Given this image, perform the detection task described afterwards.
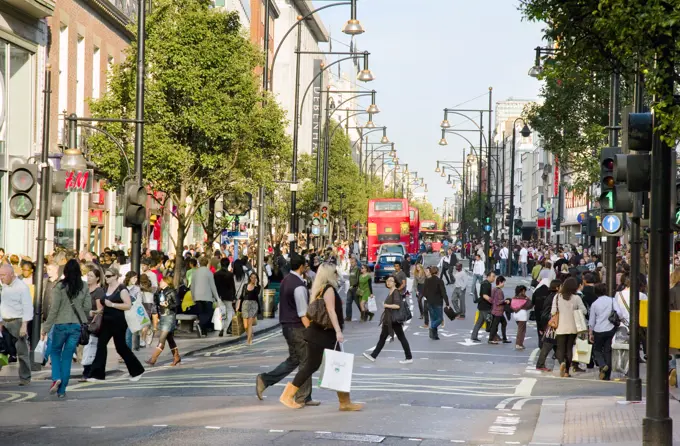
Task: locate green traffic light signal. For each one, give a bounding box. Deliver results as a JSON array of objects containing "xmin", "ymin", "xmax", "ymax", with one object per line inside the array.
[{"xmin": 675, "ymin": 209, "xmax": 680, "ymax": 225}]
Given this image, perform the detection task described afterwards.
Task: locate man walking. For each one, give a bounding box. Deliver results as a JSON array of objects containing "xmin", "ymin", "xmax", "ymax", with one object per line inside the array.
[
  {"xmin": 345, "ymin": 257, "xmax": 361, "ymax": 322},
  {"xmin": 499, "ymin": 244, "xmax": 509, "ymax": 276},
  {"xmin": 471, "ymin": 271, "xmax": 495, "ymax": 342},
  {"xmin": 470, "ymin": 254, "xmax": 485, "ymax": 301},
  {"xmin": 256, "ymin": 254, "xmax": 318, "ymax": 406},
  {"xmin": 438, "ymin": 250, "xmax": 451, "ymax": 285},
  {"xmin": 0, "ymin": 264, "xmax": 33, "ymax": 385},
  {"xmin": 190, "ymin": 256, "xmax": 220, "ymax": 336},
  {"xmin": 452, "ymin": 264, "xmax": 468, "ymax": 319},
  {"xmin": 519, "ymin": 244, "xmax": 529, "ymax": 278}
]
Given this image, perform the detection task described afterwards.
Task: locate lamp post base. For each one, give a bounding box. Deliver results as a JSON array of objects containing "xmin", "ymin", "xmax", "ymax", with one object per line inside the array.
[{"xmin": 642, "ymin": 417, "xmax": 673, "ymax": 445}]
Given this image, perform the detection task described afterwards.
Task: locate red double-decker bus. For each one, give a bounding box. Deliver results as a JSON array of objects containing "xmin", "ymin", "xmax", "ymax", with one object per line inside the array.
[
  {"xmin": 409, "ymin": 206, "xmax": 420, "ymax": 258},
  {"xmin": 420, "ymin": 220, "xmax": 437, "ymax": 231},
  {"xmin": 367, "ymin": 198, "xmax": 410, "ymax": 267}
]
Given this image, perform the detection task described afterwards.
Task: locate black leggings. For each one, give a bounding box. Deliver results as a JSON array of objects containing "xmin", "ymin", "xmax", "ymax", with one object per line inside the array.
[
  {"xmin": 556, "ymin": 334, "xmax": 578, "ymax": 369},
  {"xmin": 90, "ymin": 320, "xmax": 145, "ymax": 380},
  {"xmin": 292, "ymin": 341, "xmax": 328, "ymax": 388},
  {"xmin": 488, "ymin": 315, "xmax": 508, "ymax": 341},
  {"xmin": 158, "ymin": 330, "xmax": 177, "ymax": 350},
  {"xmin": 371, "ymin": 323, "xmax": 412, "ymax": 360}
]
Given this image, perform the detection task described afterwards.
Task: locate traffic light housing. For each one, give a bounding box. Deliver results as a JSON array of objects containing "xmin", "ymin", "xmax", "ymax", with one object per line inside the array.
[
  {"xmin": 504, "ymin": 213, "xmax": 511, "ymax": 227},
  {"xmin": 9, "ymin": 163, "xmax": 38, "ymax": 220},
  {"xmin": 600, "ymin": 147, "xmax": 618, "ymax": 212},
  {"xmin": 587, "ymin": 216, "xmax": 598, "ymax": 237},
  {"xmin": 49, "ymin": 169, "xmax": 67, "ymax": 218},
  {"xmin": 319, "ymin": 202, "xmax": 329, "ymax": 234},
  {"xmin": 673, "ymin": 181, "xmax": 680, "ymax": 232},
  {"xmin": 124, "ymin": 181, "xmax": 146, "ymax": 227},
  {"xmin": 514, "ymin": 219, "xmax": 523, "ymax": 235}
]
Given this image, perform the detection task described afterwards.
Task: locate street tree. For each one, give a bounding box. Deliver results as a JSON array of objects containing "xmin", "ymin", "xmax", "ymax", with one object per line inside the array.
[{"xmin": 87, "ymin": 0, "xmax": 289, "ymax": 280}]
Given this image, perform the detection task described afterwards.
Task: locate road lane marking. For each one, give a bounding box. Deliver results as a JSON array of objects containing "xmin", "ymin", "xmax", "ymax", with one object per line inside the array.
[
  {"xmin": 513, "ymin": 378, "xmax": 536, "ymax": 396},
  {"xmin": 91, "ymin": 426, "xmax": 106, "ymax": 429},
  {"xmin": 40, "ymin": 426, "xmax": 55, "ymax": 429},
  {"xmin": 153, "ymin": 425, "xmax": 168, "ymax": 427},
  {"xmin": 205, "ymin": 426, "xmax": 221, "ymax": 430},
  {"xmin": 269, "ymin": 429, "xmax": 284, "ymax": 433}
]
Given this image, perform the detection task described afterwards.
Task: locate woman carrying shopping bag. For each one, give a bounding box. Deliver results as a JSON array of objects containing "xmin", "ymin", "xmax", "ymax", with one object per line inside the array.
[
  {"xmin": 41, "ymin": 259, "xmax": 92, "ymax": 398},
  {"xmin": 363, "ymin": 276, "xmax": 413, "ymax": 363},
  {"xmin": 87, "ymin": 268, "xmax": 145, "ymax": 382},
  {"xmin": 511, "ymin": 285, "xmax": 533, "ymax": 350},
  {"xmin": 146, "ymin": 276, "xmax": 181, "ymax": 366},
  {"xmin": 551, "ymin": 277, "xmax": 587, "ymax": 378},
  {"xmin": 239, "ymin": 273, "xmax": 261, "ymax": 345},
  {"xmin": 280, "ymin": 263, "xmax": 362, "ymax": 411}
]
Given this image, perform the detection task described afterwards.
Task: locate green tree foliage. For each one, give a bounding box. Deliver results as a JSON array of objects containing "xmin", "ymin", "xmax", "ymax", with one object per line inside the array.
[
  {"xmin": 461, "ymin": 192, "xmax": 487, "ymax": 236},
  {"xmin": 520, "ymin": 0, "xmax": 680, "ymax": 194},
  {"xmin": 87, "ymin": 0, "xmax": 289, "ymax": 271},
  {"xmin": 409, "ymin": 200, "xmax": 442, "ymax": 228}
]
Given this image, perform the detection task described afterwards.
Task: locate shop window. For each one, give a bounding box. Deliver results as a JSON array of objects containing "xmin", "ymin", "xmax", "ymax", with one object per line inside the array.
[{"xmin": 7, "ymin": 44, "xmax": 33, "ymax": 157}]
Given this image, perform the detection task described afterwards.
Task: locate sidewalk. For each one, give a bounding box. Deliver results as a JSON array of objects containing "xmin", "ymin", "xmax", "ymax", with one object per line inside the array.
[
  {"xmin": 530, "ymin": 396, "xmax": 680, "ymax": 445},
  {"xmin": 0, "ymin": 318, "xmax": 280, "ymax": 383}
]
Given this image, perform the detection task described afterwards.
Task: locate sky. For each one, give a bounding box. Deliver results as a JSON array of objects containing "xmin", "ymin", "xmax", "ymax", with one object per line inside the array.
[{"xmin": 311, "ymin": 0, "xmax": 546, "ymax": 213}]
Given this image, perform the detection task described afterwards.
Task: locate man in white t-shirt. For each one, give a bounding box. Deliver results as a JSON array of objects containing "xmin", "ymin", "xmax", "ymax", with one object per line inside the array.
[
  {"xmin": 499, "ymin": 244, "xmax": 509, "ymax": 276},
  {"xmin": 519, "ymin": 245, "xmax": 528, "ymax": 277}
]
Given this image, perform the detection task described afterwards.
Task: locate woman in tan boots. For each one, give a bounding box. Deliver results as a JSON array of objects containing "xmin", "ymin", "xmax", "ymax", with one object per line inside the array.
[
  {"xmin": 146, "ymin": 276, "xmax": 181, "ymax": 366},
  {"xmin": 279, "ymin": 263, "xmax": 362, "ymax": 411}
]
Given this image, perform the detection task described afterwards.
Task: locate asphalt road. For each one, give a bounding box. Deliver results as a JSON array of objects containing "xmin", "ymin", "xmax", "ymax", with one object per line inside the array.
[{"xmin": 0, "ymin": 269, "xmax": 631, "ymax": 446}]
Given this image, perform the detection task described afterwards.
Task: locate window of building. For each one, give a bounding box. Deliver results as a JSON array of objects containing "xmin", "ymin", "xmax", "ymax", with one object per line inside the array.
[
  {"xmin": 92, "ymin": 46, "xmax": 100, "ymax": 99},
  {"xmin": 76, "ymin": 35, "xmax": 85, "ymax": 117}
]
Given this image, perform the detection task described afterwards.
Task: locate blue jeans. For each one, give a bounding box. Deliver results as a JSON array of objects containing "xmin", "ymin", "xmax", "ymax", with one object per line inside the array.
[
  {"xmin": 43, "ymin": 326, "xmax": 54, "ymax": 365},
  {"xmin": 125, "ymin": 328, "xmax": 140, "ymax": 350},
  {"xmin": 429, "ymin": 305, "xmax": 443, "ymax": 330},
  {"xmin": 51, "ymin": 324, "xmax": 81, "ymax": 395},
  {"xmin": 500, "ymin": 259, "xmax": 508, "ymax": 276},
  {"xmin": 470, "ymin": 274, "xmax": 483, "ymax": 298}
]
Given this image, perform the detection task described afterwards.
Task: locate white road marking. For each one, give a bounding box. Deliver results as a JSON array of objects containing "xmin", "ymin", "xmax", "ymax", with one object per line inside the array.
[
  {"xmin": 91, "ymin": 426, "xmax": 106, "ymax": 429},
  {"xmin": 511, "ymin": 398, "xmax": 531, "ymax": 410},
  {"xmin": 496, "ymin": 397, "xmax": 520, "ymax": 409},
  {"xmin": 315, "ymin": 431, "xmax": 331, "ymax": 434},
  {"xmin": 450, "ymin": 441, "xmax": 466, "ymax": 444},
  {"xmin": 205, "ymin": 426, "xmax": 221, "ymax": 430},
  {"xmin": 153, "ymin": 424, "xmax": 168, "ymax": 427},
  {"xmin": 400, "ymin": 403, "xmax": 411, "ymax": 407},
  {"xmin": 513, "ymin": 378, "xmax": 536, "ymax": 396},
  {"xmin": 40, "ymin": 426, "xmax": 55, "ymax": 429},
  {"xmin": 269, "ymin": 429, "xmax": 284, "ymax": 433},
  {"xmin": 408, "ymin": 438, "xmax": 422, "ymax": 441},
  {"xmin": 441, "ymin": 406, "xmax": 453, "ymax": 409},
  {"xmin": 505, "ymin": 442, "xmax": 521, "ymax": 444},
  {"xmin": 377, "ymin": 349, "xmax": 529, "ymax": 358}
]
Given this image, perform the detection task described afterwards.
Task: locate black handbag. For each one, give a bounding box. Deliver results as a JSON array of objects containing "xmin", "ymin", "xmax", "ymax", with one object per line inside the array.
[
  {"xmin": 608, "ymin": 297, "xmax": 621, "ymax": 327},
  {"xmin": 392, "ymin": 293, "xmax": 412, "ymax": 323},
  {"xmin": 67, "ymin": 294, "xmax": 90, "ymax": 346},
  {"xmin": 306, "ymin": 285, "xmax": 334, "ymax": 329},
  {"xmin": 444, "ymin": 306, "xmax": 459, "ymax": 321}
]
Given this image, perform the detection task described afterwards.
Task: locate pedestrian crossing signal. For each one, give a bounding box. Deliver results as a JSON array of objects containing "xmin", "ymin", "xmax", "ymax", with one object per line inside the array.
[{"xmin": 9, "ymin": 163, "xmax": 38, "ymax": 220}]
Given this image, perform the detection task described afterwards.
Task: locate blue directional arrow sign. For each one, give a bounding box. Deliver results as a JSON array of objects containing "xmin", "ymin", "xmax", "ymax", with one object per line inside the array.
[
  {"xmin": 483, "ymin": 224, "xmax": 492, "ymax": 233},
  {"xmin": 602, "ymin": 214, "xmax": 622, "ymax": 235}
]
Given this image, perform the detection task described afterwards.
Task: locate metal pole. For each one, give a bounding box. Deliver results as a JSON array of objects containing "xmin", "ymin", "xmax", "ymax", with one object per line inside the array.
[
  {"xmin": 462, "ymin": 148, "xmax": 466, "ymax": 250},
  {"xmin": 322, "ymin": 96, "xmax": 330, "ymax": 203},
  {"xmin": 487, "ymin": 87, "xmax": 493, "ymax": 247},
  {"xmin": 131, "ymin": 0, "xmax": 146, "ymax": 276},
  {"xmin": 643, "ymin": 36, "xmax": 673, "ymax": 445},
  {"xmin": 289, "ymin": 23, "xmax": 302, "ymax": 253},
  {"xmin": 257, "ymin": 0, "xmax": 271, "ymax": 293},
  {"xmin": 502, "ymin": 133, "xmax": 506, "ymax": 236},
  {"xmin": 606, "ymin": 72, "xmax": 620, "ymax": 296},
  {"xmin": 478, "ymin": 115, "xmax": 483, "ymax": 244},
  {"xmin": 31, "ymin": 67, "xmax": 51, "ymax": 369},
  {"xmin": 508, "ymin": 125, "xmax": 516, "ymax": 277},
  {"xmin": 627, "ymin": 66, "xmax": 643, "ymax": 402},
  {"xmin": 317, "ymin": 85, "xmax": 328, "ymax": 201}
]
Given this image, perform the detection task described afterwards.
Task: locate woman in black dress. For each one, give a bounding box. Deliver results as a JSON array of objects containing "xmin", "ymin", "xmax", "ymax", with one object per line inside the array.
[
  {"xmin": 87, "ymin": 268, "xmax": 145, "ymax": 382},
  {"xmin": 279, "ymin": 263, "xmax": 362, "ymax": 411}
]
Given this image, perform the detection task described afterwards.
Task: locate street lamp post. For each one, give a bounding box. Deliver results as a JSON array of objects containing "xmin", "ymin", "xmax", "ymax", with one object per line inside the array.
[{"xmin": 508, "ymin": 118, "xmax": 531, "ymax": 277}]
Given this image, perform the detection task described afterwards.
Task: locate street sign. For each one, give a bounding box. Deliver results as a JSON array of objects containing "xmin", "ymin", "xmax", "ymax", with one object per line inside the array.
[
  {"xmin": 226, "ymin": 231, "xmax": 249, "ymax": 240},
  {"xmin": 483, "ymin": 224, "xmax": 492, "ymax": 233},
  {"xmin": 577, "ymin": 212, "xmax": 587, "ymax": 224},
  {"xmin": 602, "ymin": 214, "xmax": 623, "ymax": 236},
  {"xmin": 537, "ymin": 206, "xmax": 546, "ymax": 214}
]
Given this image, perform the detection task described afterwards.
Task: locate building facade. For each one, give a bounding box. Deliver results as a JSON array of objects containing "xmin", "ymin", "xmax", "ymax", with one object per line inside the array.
[{"xmin": 0, "ymin": 0, "xmax": 54, "ymax": 256}]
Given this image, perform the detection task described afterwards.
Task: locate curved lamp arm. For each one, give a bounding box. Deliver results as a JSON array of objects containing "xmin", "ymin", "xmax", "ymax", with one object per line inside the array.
[
  {"xmin": 441, "ymin": 110, "xmax": 488, "ymax": 148},
  {"xmin": 78, "ymin": 123, "xmax": 132, "ymax": 183},
  {"xmin": 269, "ymin": 1, "xmax": 352, "ymax": 91},
  {"xmin": 299, "ymin": 57, "xmax": 366, "ymax": 114},
  {"xmin": 440, "ymin": 129, "xmax": 479, "ymax": 159}
]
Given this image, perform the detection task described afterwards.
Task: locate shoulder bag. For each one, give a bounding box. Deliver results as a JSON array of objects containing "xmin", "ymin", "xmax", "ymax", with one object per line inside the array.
[
  {"xmin": 393, "ymin": 292, "xmax": 412, "ymax": 323},
  {"xmin": 67, "ymin": 291, "xmax": 90, "ymax": 346},
  {"xmin": 608, "ymin": 297, "xmax": 621, "ymax": 327},
  {"xmin": 548, "ymin": 294, "xmax": 560, "ymax": 329},
  {"xmin": 306, "ymin": 285, "xmax": 334, "ymax": 329}
]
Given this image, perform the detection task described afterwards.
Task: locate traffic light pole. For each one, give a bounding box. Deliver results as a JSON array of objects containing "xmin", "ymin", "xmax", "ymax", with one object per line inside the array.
[
  {"xmin": 627, "ymin": 67, "xmax": 643, "ymax": 403},
  {"xmin": 643, "ymin": 36, "xmax": 673, "ymax": 446},
  {"xmin": 30, "ymin": 67, "xmax": 52, "ymax": 370},
  {"xmin": 605, "ymin": 73, "xmax": 620, "ymax": 297},
  {"xmin": 131, "ymin": 0, "xmax": 146, "ymax": 276}
]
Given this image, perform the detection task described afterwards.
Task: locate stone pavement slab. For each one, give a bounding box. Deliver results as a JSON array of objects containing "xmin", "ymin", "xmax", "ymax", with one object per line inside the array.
[
  {"xmin": 531, "ymin": 396, "xmax": 680, "ymax": 445},
  {"xmin": 0, "ymin": 317, "xmax": 280, "ymax": 382}
]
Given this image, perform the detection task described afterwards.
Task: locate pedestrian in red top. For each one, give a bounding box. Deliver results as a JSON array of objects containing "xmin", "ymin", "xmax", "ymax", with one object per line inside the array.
[{"xmin": 488, "ymin": 276, "xmax": 511, "ymax": 344}]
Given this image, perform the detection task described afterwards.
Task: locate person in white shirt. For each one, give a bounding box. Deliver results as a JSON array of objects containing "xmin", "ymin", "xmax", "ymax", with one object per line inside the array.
[
  {"xmin": 616, "ymin": 275, "xmax": 648, "ymax": 323},
  {"xmin": 499, "ymin": 244, "xmax": 509, "ymax": 276},
  {"xmin": 452, "ymin": 264, "xmax": 468, "ymax": 318},
  {"xmin": 519, "ymin": 245, "xmax": 529, "ymax": 278},
  {"xmin": 470, "ymin": 254, "xmax": 486, "ymax": 301},
  {"xmin": 0, "ymin": 264, "xmax": 33, "ymax": 384}
]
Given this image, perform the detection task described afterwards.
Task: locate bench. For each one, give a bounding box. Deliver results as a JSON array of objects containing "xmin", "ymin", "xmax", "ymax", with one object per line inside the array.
[{"xmin": 175, "ymin": 314, "xmax": 201, "ymax": 337}]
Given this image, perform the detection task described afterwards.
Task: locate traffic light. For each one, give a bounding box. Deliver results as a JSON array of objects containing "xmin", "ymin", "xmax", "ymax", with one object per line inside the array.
[
  {"xmin": 49, "ymin": 169, "xmax": 67, "ymax": 218},
  {"xmin": 514, "ymin": 219, "xmax": 523, "ymax": 235},
  {"xmin": 124, "ymin": 181, "xmax": 146, "ymax": 227},
  {"xmin": 9, "ymin": 163, "xmax": 38, "ymax": 220},
  {"xmin": 504, "ymin": 213, "xmax": 511, "ymax": 228},
  {"xmin": 319, "ymin": 202, "xmax": 329, "ymax": 235},
  {"xmin": 672, "ymin": 181, "xmax": 680, "ymax": 232},
  {"xmin": 600, "ymin": 147, "xmax": 618, "ymax": 212},
  {"xmin": 587, "ymin": 216, "xmax": 598, "ymax": 236}
]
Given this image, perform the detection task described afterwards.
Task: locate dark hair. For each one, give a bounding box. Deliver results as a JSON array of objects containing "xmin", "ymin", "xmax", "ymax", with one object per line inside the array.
[
  {"xmin": 515, "ymin": 285, "xmax": 527, "ymax": 296},
  {"xmin": 560, "ymin": 277, "xmax": 579, "ymax": 300},
  {"xmin": 392, "ymin": 275, "xmax": 403, "ymax": 288},
  {"xmin": 584, "ymin": 272, "xmax": 597, "ymax": 284},
  {"xmin": 594, "ymin": 283, "xmax": 608, "ymax": 297},
  {"xmin": 187, "ymin": 257, "xmax": 198, "ymax": 268},
  {"xmin": 429, "ymin": 266, "xmax": 439, "ymax": 275},
  {"xmin": 549, "ymin": 279, "xmax": 562, "ymax": 291},
  {"xmin": 496, "ymin": 275, "xmax": 506, "ymax": 286},
  {"xmin": 123, "ymin": 271, "xmax": 138, "ymax": 286},
  {"xmin": 220, "ymin": 258, "xmax": 231, "ymax": 270},
  {"xmin": 233, "ymin": 259, "xmax": 246, "ymax": 281},
  {"xmin": 62, "ymin": 259, "xmax": 84, "ymax": 299},
  {"xmin": 290, "ymin": 253, "xmax": 305, "ymax": 271},
  {"xmin": 139, "ymin": 274, "xmax": 152, "ymax": 292}
]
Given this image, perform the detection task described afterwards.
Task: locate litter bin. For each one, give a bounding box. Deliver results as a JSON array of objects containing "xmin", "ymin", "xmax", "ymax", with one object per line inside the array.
[{"xmin": 263, "ymin": 289, "xmax": 276, "ymax": 318}]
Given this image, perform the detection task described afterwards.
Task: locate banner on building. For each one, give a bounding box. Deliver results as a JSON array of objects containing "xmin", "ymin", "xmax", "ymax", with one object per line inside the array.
[{"xmin": 312, "ymin": 59, "xmax": 323, "ymax": 155}]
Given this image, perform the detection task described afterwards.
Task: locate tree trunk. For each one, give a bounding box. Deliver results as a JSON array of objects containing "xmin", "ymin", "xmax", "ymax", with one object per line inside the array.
[
  {"xmin": 173, "ymin": 185, "xmax": 189, "ymax": 288},
  {"xmin": 204, "ymin": 197, "xmax": 216, "ymax": 253}
]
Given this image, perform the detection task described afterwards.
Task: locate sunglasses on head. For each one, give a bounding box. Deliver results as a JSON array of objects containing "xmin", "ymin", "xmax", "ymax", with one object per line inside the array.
[{"xmin": 105, "ymin": 274, "xmax": 115, "ymax": 278}]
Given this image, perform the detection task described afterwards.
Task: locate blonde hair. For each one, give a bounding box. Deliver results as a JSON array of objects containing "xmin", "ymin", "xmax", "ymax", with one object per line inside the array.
[
  {"xmin": 672, "ymin": 269, "xmax": 680, "ymax": 288},
  {"xmin": 414, "ymin": 264, "xmax": 426, "ymax": 279},
  {"xmin": 311, "ymin": 263, "xmax": 339, "ymax": 300}
]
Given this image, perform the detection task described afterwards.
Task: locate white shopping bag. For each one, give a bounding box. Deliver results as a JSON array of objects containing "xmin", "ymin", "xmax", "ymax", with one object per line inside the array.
[
  {"xmin": 81, "ymin": 336, "xmax": 97, "ymax": 366},
  {"xmin": 318, "ymin": 345, "xmax": 354, "ymax": 393},
  {"xmin": 212, "ymin": 306, "xmax": 224, "ymax": 331},
  {"xmin": 406, "ymin": 278, "xmax": 414, "ymax": 296},
  {"xmin": 34, "ymin": 340, "xmax": 46, "ymax": 365},
  {"xmin": 572, "ymin": 341, "xmax": 592, "ymax": 364},
  {"xmin": 124, "ymin": 298, "xmax": 151, "ymax": 333},
  {"xmin": 367, "ymin": 296, "xmax": 378, "ymax": 313}
]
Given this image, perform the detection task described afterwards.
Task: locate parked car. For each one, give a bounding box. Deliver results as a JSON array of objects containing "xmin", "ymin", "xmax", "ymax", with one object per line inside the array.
[
  {"xmin": 374, "ymin": 253, "xmax": 404, "ymax": 283},
  {"xmin": 376, "ymin": 243, "xmax": 406, "ymax": 258}
]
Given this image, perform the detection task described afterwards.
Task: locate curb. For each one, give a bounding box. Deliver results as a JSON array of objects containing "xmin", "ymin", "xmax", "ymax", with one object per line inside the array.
[{"xmin": 529, "ymin": 398, "xmax": 566, "ymax": 446}]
